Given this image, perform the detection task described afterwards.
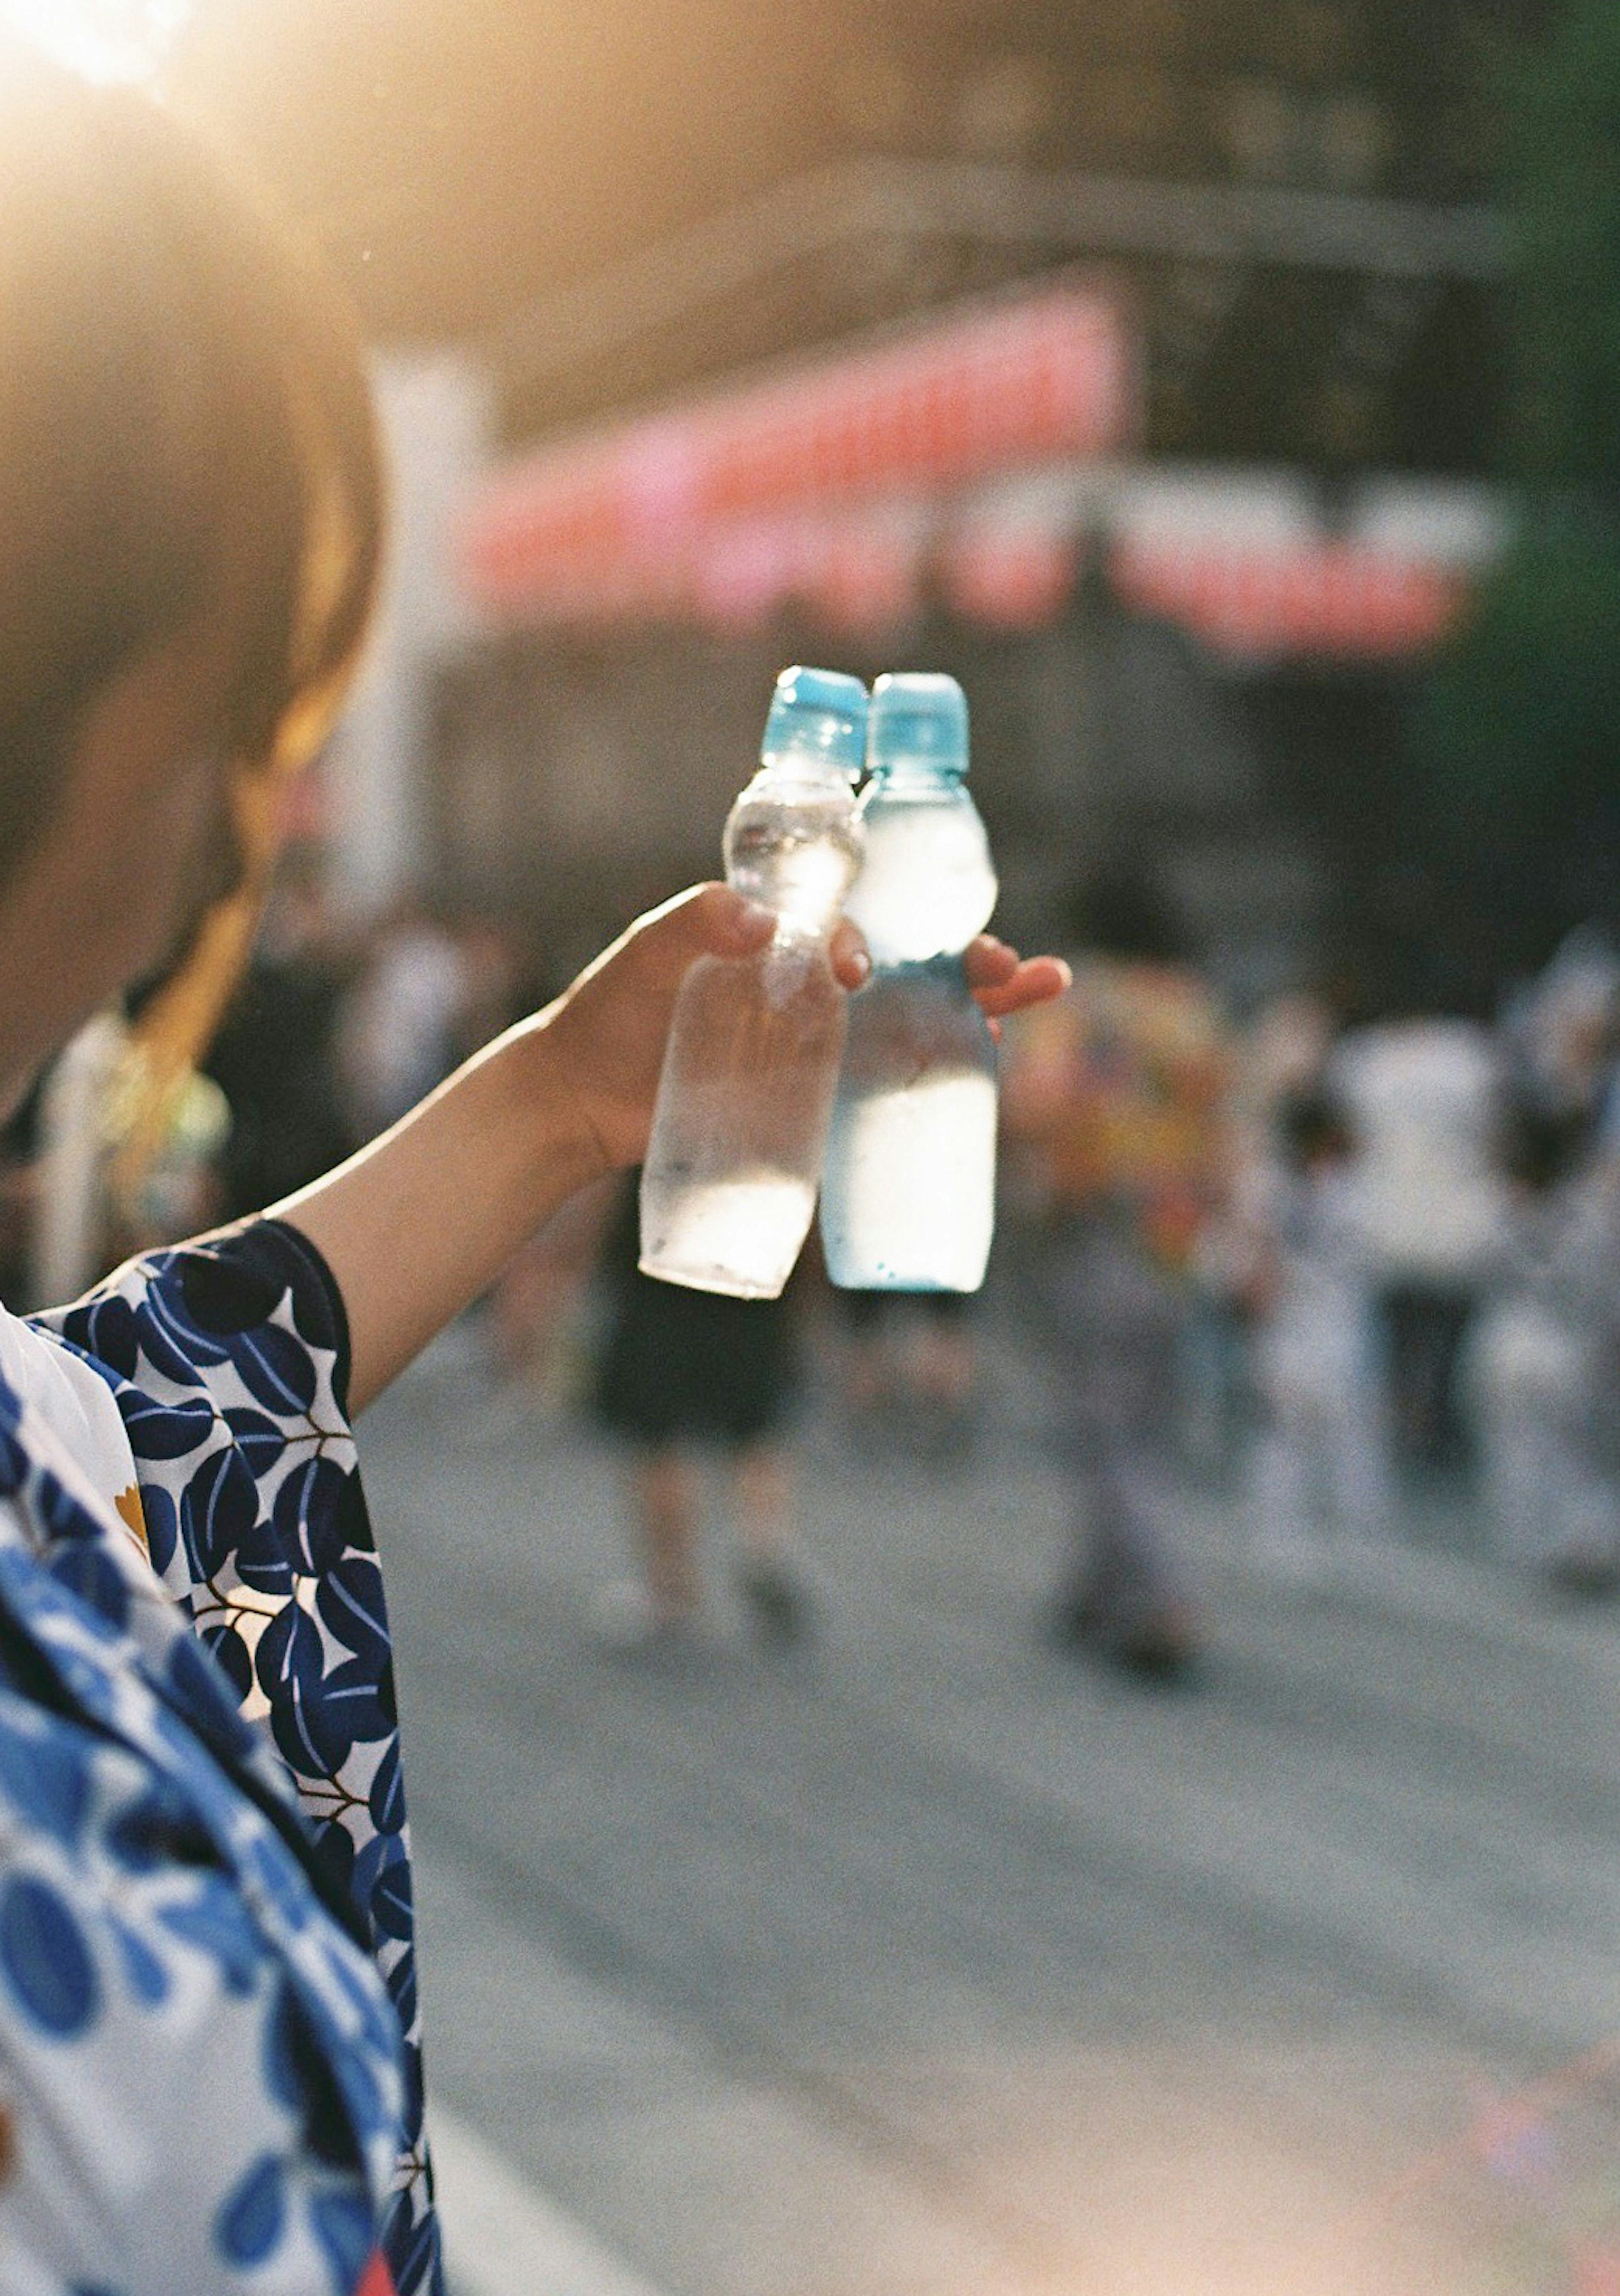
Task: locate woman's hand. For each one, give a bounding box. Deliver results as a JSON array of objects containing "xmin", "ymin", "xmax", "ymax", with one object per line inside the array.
[
  {"xmin": 536, "ymin": 885, "xmax": 1072, "ymax": 1176},
  {"xmin": 283, "ymin": 884, "xmax": 1070, "ymax": 1412}
]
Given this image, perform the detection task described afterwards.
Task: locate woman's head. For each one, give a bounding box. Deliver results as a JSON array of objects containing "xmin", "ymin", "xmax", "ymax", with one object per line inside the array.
[{"xmin": 0, "ymin": 46, "xmax": 382, "ymax": 1105}]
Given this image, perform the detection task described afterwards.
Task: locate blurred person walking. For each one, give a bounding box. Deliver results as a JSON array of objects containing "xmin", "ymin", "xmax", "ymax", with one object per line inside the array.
[
  {"xmin": 337, "ymin": 895, "xmax": 472, "ymax": 1142},
  {"xmin": 204, "ymin": 860, "xmax": 356, "ymax": 1216},
  {"xmin": 1464, "ymin": 1104, "xmax": 1620, "ymax": 1591},
  {"xmin": 1242, "ymin": 1088, "xmax": 1393, "ymax": 1578},
  {"xmin": 590, "ymin": 1174, "xmax": 813, "ymax": 1646},
  {"xmin": 1188, "ymin": 986, "xmax": 1339, "ymax": 1484},
  {"xmin": 1003, "ymin": 893, "xmax": 1226, "ymax": 1682},
  {"xmin": 1329, "ymin": 1012, "xmax": 1505, "ymax": 1479}
]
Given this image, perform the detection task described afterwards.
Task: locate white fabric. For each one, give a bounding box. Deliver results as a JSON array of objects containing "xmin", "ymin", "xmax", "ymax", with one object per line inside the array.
[
  {"xmin": 0, "ymin": 1306, "xmax": 144, "ymax": 1553},
  {"xmin": 1330, "ymin": 1019, "xmax": 1504, "ymax": 1280}
]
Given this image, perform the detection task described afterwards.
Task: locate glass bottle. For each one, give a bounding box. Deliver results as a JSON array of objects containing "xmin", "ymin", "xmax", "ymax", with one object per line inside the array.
[
  {"xmin": 819, "ymin": 672, "xmax": 999, "ymax": 1291},
  {"xmin": 639, "ymin": 666, "xmax": 867, "ymax": 1299}
]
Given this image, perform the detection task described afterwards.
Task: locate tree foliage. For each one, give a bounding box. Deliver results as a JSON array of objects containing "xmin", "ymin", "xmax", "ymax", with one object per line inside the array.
[{"xmin": 1408, "ymin": 0, "xmax": 1620, "ymax": 963}]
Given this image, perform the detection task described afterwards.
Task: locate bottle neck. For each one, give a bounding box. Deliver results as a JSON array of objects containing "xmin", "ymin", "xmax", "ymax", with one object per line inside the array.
[
  {"xmin": 723, "ymin": 761, "xmax": 861, "ymax": 938},
  {"xmin": 867, "ymin": 762, "xmax": 969, "ymax": 795},
  {"xmin": 753, "ymin": 756, "xmax": 859, "ymax": 795}
]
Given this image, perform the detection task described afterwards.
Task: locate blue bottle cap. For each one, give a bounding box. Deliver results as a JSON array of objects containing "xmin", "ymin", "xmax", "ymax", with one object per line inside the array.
[
  {"xmin": 763, "ymin": 666, "xmax": 868, "ymax": 778},
  {"xmin": 868, "ymin": 672, "xmax": 970, "ymax": 777}
]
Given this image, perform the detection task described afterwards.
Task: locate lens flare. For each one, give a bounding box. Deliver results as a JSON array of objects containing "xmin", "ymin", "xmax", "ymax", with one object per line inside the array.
[{"xmin": 0, "ymin": 0, "xmax": 193, "ymax": 84}]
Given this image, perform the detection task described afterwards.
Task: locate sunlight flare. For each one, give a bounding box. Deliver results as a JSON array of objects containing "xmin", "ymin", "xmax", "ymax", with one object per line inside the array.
[{"xmin": 0, "ymin": 0, "xmax": 193, "ymax": 84}]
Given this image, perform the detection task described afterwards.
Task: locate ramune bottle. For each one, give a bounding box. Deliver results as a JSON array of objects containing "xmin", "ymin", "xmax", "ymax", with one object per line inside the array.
[
  {"xmin": 639, "ymin": 666, "xmax": 867, "ymax": 1299},
  {"xmin": 819, "ymin": 672, "xmax": 999, "ymax": 1291}
]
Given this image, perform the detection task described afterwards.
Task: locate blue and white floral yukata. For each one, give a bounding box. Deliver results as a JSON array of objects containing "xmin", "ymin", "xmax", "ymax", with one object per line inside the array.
[{"xmin": 0, "ymin": 1217, "xmax": 440, "ymax": 2296}]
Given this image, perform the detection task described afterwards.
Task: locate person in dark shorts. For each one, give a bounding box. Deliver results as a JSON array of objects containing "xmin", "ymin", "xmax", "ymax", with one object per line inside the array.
[{"xmin": 593, "ymin": 1175, "xmax": 810, "ymax": 1644}]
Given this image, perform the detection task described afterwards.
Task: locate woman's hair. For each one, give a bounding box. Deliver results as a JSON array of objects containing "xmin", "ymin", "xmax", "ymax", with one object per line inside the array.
[{"xmin": 0, "ymin": 45, "xmax": 383, "ymax": 1144}]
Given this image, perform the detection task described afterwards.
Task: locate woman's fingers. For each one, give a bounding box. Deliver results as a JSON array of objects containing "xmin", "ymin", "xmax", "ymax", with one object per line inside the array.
[
  {"xmin": 964, "ymin": 934, "xmax": 1020, "ymax": 990},
  {"xmin": 624, "ymin": 901, "xmax": 1061, "ymax": 1013},
  {"xmin": 649, "ymin": 882, "xmax": 775, "ymax": 961},
  {"xmin": 965, "ymin": 939, "xmax": 1071, "ymax": 1018},
  {"xmin": 829, "ymin": 918, "xmax": 872, "ymax": 990}
]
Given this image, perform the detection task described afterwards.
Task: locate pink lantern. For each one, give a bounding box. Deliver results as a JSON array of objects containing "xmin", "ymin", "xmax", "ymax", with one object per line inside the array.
[
  {"xmin": 460, "ymin": 284, "xmax": 1132, "ymax": 623},
  {"xmin": 942, "ymin": 527, "xmax": 1079, "ymax": 631},
  {"xmin": 1109, "ymin": 536, "xmax": 1465, "ymax": 662}
]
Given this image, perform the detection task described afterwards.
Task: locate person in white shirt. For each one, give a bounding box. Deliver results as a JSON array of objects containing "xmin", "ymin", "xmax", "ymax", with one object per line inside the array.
[
  {"xmin": 1464, "ymin": 1105, "xmax": 1620, "ymax": 1589},
  {"xmin": 1328, "ymin": 1016, "xmax": 1505, "ymax": 1477}
]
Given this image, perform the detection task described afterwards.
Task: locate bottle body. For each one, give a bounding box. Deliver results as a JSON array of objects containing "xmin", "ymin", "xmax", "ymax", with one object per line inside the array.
[
  {"xmin": 820, "ymin": 951, "xmax": 999, "ymax": 1291},
  {"xmin": 639, "ymin": 667, "xmax": 866, "ymax": 1299},
  {"xmin": 820, "ymin": 687, "xmax": 999, "ymax": 1292},
  {"xmin": 640, "ymin": 932, "xmax": 850, "ymax": 1299}
]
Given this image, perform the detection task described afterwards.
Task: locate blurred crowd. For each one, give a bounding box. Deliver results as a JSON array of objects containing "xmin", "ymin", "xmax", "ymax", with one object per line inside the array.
[
  {"xmin": 1001, "ymin": 915, "xmax": 1620, "ymax": 1676},
  {"xmin": 0, "ymin": 859, "xmax": 536, "ymax": 1314},
  {"xmin": 7, "ymin": 874, "xmax": 1620, "ymax": 1671}
]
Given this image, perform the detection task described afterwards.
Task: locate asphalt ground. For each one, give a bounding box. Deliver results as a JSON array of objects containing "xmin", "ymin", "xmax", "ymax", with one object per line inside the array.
[{"xmin": 364, "ymin": 1315, "xmax": 1620, "ymax": 2296}]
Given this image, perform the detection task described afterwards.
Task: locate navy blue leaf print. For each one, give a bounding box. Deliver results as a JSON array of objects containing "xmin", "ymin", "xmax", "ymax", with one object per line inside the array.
[
  {"xmin": 223, "ymin": 1409, "xmax": 290, "ymax": 1484},
  {"xmin": 315, "ymin": 1558, "xmax": 391, "ymax": 1673},
  {"xmin": 381, "ymin": 2191, "xmax": 440, "ymax": 2296},
  {"xmin": 200, "ymin": 1622, "xmax": 254, "ymax": 1703},
  {"xmin": 354, "ymin": 1835, "xmax": 414, "ymax": 1945},
  {"xmin": 257, "ymin": 1605, "xmax": 353, "ymax": 1776},
  {"xmin": 138, "ymin": 1482, "xmax": 178, "ymax": 1576},
  {"xmin": 232, "ymin": 1511, "xmax": 297, "ymax": 1601},
  {"xmin": 0, "ymin": 1422, "xmax": 23, "ymax": 1495},
  {"xmin": 143, "ymin": 1285, "xmax": 232, "ymax": 1368},
  {"xmin": 273, "ymin": 1456, "xmax": 354, "ymax": 1579},
  {"xmin": 181, "ymin": 1447, "xmax": 258, "ymax": 1582},
  {"xmin": 232, "ymin": 1324, "xmax": 318, "ymax": 1417},
  {"xmin": 179, "ymin": 1252, "xmax": 281, "ymax": 1338},
  {"xmin": 121, "ymin": 1392, "xmax": 217, "ymax": 1462},
  {"xmin": 135, "ymin": 1287, "xmax": 228, "ymax": 1382},
  {"xmin": 308, "ymin": 1818, "xmax": 356, "ymax": 1921},
  {"xmin": 284, "ymin": 1264, "xmax": 339, "ymax": 1358},
  {"xmin": 28, "ymin": 1222, "xmax": 436, "ymax": 2292},
  {"xmin": 385, "ymin": 1948, "xmax": 417, "ymax": 2037},
  {"xmin": 315, "ymin": 1658, "xmax": 392, "ymax": 1752},
  {"xmin": 72, "ymin": 1293, "xmax": 140, "ymax": 1379},
  {"xmin": 368, "ymin": 1744, "xmax": 404, "ymax": 1839}
]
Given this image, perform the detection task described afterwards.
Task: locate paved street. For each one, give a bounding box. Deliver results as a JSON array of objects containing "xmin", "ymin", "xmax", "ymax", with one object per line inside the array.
[{"xmin": 364, "ymin": 1321, "xmax": 1620, "ymax": 2296}]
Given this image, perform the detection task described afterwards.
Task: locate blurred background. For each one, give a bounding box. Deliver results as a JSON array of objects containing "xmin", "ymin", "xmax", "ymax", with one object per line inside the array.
[
  {"xmin": 163, "ymin": 0, "xmax": 1563, "ymax": 1003},
  {"xmin": 15, "ymin": 3, "xmax": 1620, "ymax": 2293}
]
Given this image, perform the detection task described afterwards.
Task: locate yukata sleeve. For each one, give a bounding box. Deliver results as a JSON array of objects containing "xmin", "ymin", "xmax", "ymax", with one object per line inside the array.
[{"xmin": 35, "ymin": 1221, "xmax": 438, "ymax": 2296}]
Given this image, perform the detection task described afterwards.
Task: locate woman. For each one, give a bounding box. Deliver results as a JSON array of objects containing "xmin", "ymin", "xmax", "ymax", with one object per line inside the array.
[{"xmin": 0, "ymin": 49, "xmax": 1063, "ymax": 2296}]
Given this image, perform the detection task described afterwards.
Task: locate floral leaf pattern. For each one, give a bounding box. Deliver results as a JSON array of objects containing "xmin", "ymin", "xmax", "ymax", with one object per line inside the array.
[{"xmin": 42, "ymin": 1219, "xmax": 440, "ymax": 2296}]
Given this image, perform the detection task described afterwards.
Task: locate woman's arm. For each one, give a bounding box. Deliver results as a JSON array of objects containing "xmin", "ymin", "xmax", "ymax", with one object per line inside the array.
[{"xmin": 279, "ymin": 884, "xmax": 1067, "ymax": 1414}]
